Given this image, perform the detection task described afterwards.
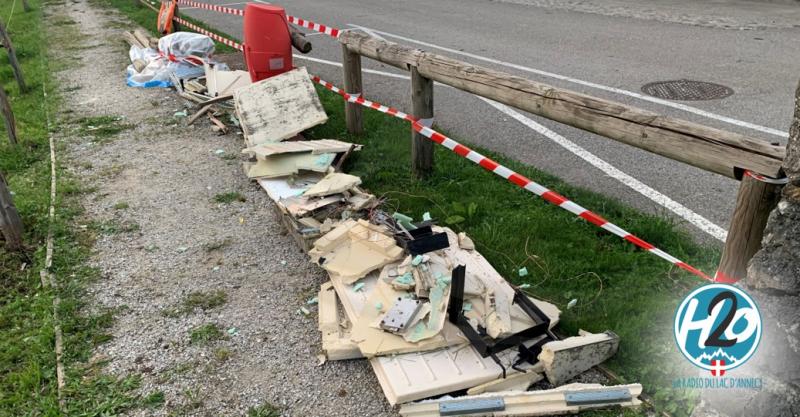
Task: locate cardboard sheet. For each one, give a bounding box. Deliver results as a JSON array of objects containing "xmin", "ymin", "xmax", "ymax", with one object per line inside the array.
[{"xmin": 234, "ymin": 67, "xmax": 328, "ymax": 146}]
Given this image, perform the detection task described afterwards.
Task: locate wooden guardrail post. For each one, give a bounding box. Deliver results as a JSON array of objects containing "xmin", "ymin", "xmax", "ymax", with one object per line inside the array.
[
  {"xmin": 716, "ymin": 175, "xmax": 781, "ymax": 282},
  {"xmin": 0, "ymin": 172, "xmax": 23, "ymax": 250},
  {"xmin": 342, "ymin": 44, "xmax": 363, "ymax": 134},
  {"xmin": 0, "ymin": 21, "xmax": 27, "ymax": 93},
  {"xmin": 411, "ymin": 67, "xmax": 434, "ymax": 177},
  {"xmin": 0, "ymin": 87, "xmax": 17, "ymax": 145}
]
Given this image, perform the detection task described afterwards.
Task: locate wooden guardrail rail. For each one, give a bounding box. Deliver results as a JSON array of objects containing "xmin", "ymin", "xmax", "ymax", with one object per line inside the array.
[
  {"xmin": 337, "ymin": 30, "xmax": 788, "ymax": 282},
  {"xmin": 339, "ymin": 31, "xmax": 784, "ymax": 180}
]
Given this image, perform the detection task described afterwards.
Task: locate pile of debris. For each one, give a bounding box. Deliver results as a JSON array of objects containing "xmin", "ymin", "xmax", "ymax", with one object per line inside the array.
[{"xmin": 124, "ymin": 30, "xmax": 643, "ymax": 416}]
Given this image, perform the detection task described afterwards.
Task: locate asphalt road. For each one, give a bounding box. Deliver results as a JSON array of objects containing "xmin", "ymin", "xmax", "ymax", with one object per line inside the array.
[{"xmin": 182, "ymin": 0, "xmax": 800, "ymax": 244}]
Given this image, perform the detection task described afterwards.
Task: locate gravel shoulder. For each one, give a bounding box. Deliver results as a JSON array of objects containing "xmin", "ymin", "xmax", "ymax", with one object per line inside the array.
[{"xmin": 57, "ymin": 0, "xmax": 394, "ymax": 415}]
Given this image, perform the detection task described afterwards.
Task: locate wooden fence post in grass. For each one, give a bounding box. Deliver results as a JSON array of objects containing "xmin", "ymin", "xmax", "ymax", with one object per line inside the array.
[
  {"xmin": 0, "ymin": 21, "xmax": 26, "ymax": 93},
  {"xmin": 411, "ymin": 66, "xmax": 434, "ymax": 178},
  {"xmin": 341, "ymin": 44, "xmax": 363, "ymax": 134},
  {"xmin": 716, "ymin": 174, "xmax": 782, "ymax": 282},
  {"xmin": 0, "ymin": 172, "xmax": 23, "ymax": 251},
  {"xmin": 0, "ymin": 87, "xmax": 17, "ymax": 145}
]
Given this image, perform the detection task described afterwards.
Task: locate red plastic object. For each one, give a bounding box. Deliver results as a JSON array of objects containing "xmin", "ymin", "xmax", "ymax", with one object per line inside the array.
[{"xmin": 243, "ymin": 4, "xmax": 292, "ymax": 82}]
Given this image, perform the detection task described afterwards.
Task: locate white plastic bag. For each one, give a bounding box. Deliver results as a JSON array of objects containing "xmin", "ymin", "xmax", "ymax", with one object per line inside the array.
[
  {"xmin": 157, "ymin": 31, "xmax": 216, "ymax": 60},
  {"xmin": 126, "ymin": 32, "xmax": 228, "ymax": 88}
]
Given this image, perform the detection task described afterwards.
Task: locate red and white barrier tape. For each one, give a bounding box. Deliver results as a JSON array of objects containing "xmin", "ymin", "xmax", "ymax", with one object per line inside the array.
[
  {"xmin": 173, "ymin": 0, "xmax": 342, "ymax": 38},
  {"xmin": 744, "ymin": 170, "xmax": 789, "ymax": 185},
  {"xmin": 175, "ymin": 0, "xmax": 243, "ymax": 16},
  {"xmin": 286, "ymin": 16, "xmax": 341, "ymax": 38},
  {"xmin": 173, "ymin": 15, "xmax": 244, "ymax": 50},
  {"xmin": 310, "ymin": 75, "xmax": 713, "ymax": 282}
]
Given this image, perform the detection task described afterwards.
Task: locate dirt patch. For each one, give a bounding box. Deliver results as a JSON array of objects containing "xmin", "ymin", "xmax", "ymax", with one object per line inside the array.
[{"xmin": 54, "ymin": 1, "xmax": 394, "ymax": 415}]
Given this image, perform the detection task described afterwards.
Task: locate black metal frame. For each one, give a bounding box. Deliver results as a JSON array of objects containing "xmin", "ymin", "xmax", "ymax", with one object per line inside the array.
[
  {"xmin": 394, "ymin": 224, "xmax": 449, "ymax": 255},
  {"xmin": 447, "ymin": 265, "xmax": 557, "ymax": 377}
]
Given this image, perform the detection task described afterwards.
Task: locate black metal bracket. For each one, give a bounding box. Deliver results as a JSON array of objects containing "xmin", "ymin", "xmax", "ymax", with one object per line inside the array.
[
  {"xmin": 394, "ymin": 224, "xmax": 449, "ymax": 255},
  {"xmin": 447, "ymin": 265, "xmax": 557, "ymax": 378}
]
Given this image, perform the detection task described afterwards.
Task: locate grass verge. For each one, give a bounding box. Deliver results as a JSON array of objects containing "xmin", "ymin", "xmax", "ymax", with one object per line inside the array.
[
  {"xmin": 99, "ymin": 1, "xmax": 719, "ymax": 415},
  {"xmin": 0, "ymin": 0, "xmax": 152, "ymax": 415}
]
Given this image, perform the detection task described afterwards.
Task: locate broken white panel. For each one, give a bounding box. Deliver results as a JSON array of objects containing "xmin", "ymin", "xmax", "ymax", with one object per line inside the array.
[
  {"xmin": 243, "ymin": 139, "xmax": 360, "ymax": 158},
  {"xmin": 483, "ymin": 287, "xmax": 512, "ymax": 339},
  {"xmin": 234, "ymin": 67, "xmax": 328, "ymax": 146},
  {"xmin": 256, "ymin": 172, "xmax": 324, "ymax": 202},
  {"xmin": 330, "ymin": 269, "xmax": 381, "ymax": 321},
  {"xmin": 309, "ymin": 219, "xmax": 404, "ymax": 284},
  {"xmin": 370, "ymin": 345, "xmax": 505, "ymax": 406},
  {"xmin": 205, "ymin": 61, "xmax": 251, "ymax": 97},
  {"xmin": 399, "ymin": 383, "xmax": 642, "ymax": 416},
  {"xmin": 349, "ymin": 274, "xmax": 467, "ymax": 357},
  {"xmin": 457, "ymin": 232, "xmax": 475, "ymax": 250},
  {"xmin": 303, "ymin": 172, "xmax": 362, "ymax": 198},
  {"xmin": 280, "ymin": 194, "xmax": 345, "ymax": 218},
  {"xmin": 318, "ymin": 282, "xmax": 362, "ymax": 361},
  {"xmin": 466, "ymin": 366, "xmax": 544, "ymax": 395},
  {"xmin": 346, "ymin": 189, "xmax": 376, "ymax": 211},
  {"xmin": 243, "ymin": 152, "xmax": 334, "ymax": 179},
  {"xmin": 538, "ymin": 330, "xmax": 620, "ymax": 386},
  {"xmin": 370, "ymin": 333, "xmax": 559, "ymax": 405}
]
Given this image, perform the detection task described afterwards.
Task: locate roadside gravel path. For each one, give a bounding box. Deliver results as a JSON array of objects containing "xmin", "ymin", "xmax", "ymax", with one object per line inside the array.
[{"xmin": 57, "ymin": 1, "xmax": 395, "ymax": 415}]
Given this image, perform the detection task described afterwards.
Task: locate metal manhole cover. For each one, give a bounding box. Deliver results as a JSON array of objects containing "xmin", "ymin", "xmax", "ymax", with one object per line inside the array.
[{"xmin": 641, "ymin": 79, "xmax": 734, "ymax": 101}]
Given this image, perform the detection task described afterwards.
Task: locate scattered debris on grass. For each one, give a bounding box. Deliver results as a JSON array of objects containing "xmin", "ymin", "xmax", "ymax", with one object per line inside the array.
[{"xmin": 115, "ymin": 25, "xmax": 642, "ymax": 416}]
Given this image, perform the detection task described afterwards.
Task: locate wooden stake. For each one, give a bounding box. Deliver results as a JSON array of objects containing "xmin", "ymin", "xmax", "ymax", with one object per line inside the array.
[
  {"xmin": 341, "ymin": 44, "xmax": 363, "ymax": 134},
  {"xmin": 717, "ymin": 174, "xmax": 781, "ymax": 282},
  {"xmin": 411, "ymin": 66, "xmax": 434, "ymax": 178},
  {"xmin": 0, "ymin": 21, "xmax": 27, "ymax": 93},
  {"xmin": 0, "ymin": 86, "xmax": 17, "ymax": 145},
  {"xmin": 0, "ymin": 172, "xmax": 23, "ymax": 250},
  {"xmin": 187, "ymin": 104, "xmax": 212, "ymax": 125}
]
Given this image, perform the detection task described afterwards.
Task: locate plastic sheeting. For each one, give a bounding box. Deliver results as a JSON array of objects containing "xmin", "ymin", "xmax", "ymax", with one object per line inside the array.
[{"xmin": 126, "ymin": 32, "xmax": 227, "ymax": 88}]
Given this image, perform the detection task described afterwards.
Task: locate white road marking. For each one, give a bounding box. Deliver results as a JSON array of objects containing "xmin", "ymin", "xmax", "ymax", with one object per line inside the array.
[
  {"xmin": 351, "ymin": 25, "xmax": 386, "ymax": 41},
  {"xmin": 293, "ymin": 54, "xmax": 728, "ymax": 240},
  {"xmin": 482, "ymin": 98, "xmax": 728, "ymax": 241},
  {"xmin": 347, "ymin": 24, "xmax": 787, "ymax": 139},
  {"xmin": 294, "ymin": 54, "xmax": 409, "ymax": 79}
]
